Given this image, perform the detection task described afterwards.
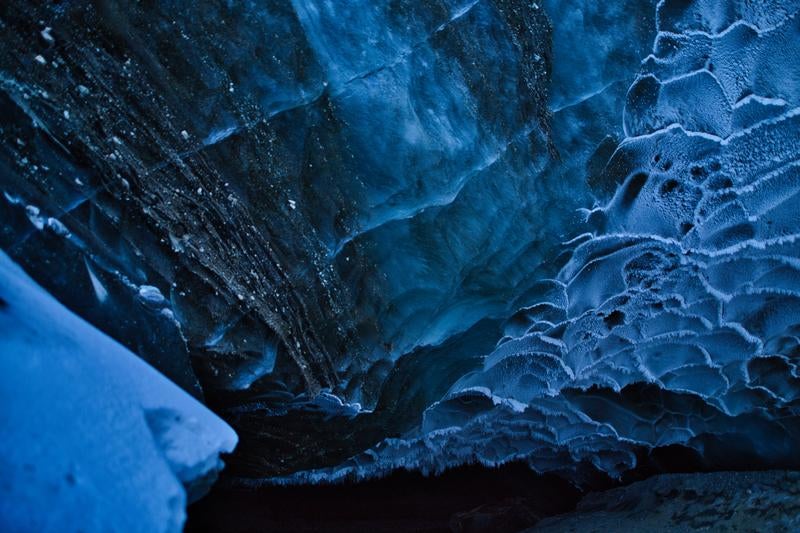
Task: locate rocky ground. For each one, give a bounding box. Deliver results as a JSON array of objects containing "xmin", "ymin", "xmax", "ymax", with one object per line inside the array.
[{"xmin": 530, "ymin": 470, "xmax": 800, "ymax": 533}]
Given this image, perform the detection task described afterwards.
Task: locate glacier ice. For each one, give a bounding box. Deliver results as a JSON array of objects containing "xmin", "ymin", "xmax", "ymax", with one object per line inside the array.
[
  {"xmin": 2, "ymin": 0, "xmax": 800, "ymax": 488},
  {"xmin": 0, "ymin": 250, "xmax": 237, "ymax": 531}
]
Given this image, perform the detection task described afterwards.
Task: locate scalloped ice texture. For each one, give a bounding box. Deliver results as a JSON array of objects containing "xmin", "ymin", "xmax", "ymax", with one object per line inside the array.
[
  {"xmin": 271, "ymin": 0, "xmax": 800, "ymax": 484},
  {"xmin": 0, "ymin": 250, "xmax": 237, "ymax": 531}
]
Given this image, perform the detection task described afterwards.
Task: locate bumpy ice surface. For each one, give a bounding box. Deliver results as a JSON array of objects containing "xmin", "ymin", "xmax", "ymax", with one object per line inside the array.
[{"xmin": 272, "ymin": 0, "xmax": 800, "ymax": 483}]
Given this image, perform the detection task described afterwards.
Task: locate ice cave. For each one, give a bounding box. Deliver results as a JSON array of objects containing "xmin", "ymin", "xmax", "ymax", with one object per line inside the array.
[{"xmin": 2, "ymin": 0, "xmax": 800, "ymax": 531}]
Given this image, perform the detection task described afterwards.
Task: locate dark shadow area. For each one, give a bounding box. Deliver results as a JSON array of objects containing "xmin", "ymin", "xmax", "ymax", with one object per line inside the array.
[
  {"xmin": 186, "ymin": 462, "xmax": 582, "ymax": 533},
  {"xmin": 187, "ymin": 440, "xmax": 800, "ymax": 532}
]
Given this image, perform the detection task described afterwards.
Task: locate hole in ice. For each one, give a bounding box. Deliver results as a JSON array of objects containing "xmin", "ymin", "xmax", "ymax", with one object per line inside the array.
[
  {"xmin": 660, "ymin": 179, "xmax": 680, "ymax": 195},
  {"xmin": 690, "ymin": 165, "xmax": 706, "ymax": 180},
  {"xmin": 603, "ymin": 310, "xmax": 625, "ymax": 329},
  {"xmin": 622, "ymin": 172, "xmax": 649, "ymax": 207}
]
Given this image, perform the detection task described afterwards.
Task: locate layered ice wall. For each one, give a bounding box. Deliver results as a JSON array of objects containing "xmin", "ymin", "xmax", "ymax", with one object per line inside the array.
[
  {"xmin": 275, "ymin": 0, "xmax": 800, "ymax": 483},
  {"xmin": 1, "ymin": 0, "xmax": 572, "ymax": 477},
  {"xmin": 0, "ymin": 250, "xmax": 237, "ymax": 531}
]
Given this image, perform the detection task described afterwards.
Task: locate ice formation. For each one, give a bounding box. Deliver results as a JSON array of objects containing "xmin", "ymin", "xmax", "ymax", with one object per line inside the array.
[
  {"xmin": 0, "ymin": 250, "xmax": 237, "ymax": 531},
  {"xmin": 2, "ymin": 0, "xmax": 800, "ymax": 488}
]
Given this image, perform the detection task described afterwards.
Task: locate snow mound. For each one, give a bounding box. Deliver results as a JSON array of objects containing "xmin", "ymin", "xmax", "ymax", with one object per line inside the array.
[{"xmin": 0, "ymin": 251, "xmax": 237, "ymax": 532}]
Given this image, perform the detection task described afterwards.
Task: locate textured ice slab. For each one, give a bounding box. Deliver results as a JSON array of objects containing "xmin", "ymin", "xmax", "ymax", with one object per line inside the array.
[
  {"xmin": 0, "ymin": 251, "xmax": 237, "ymax": 531},
  {"xmin": 271, "ymin": 0, "xmax": 800, "ymax": 484}
]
